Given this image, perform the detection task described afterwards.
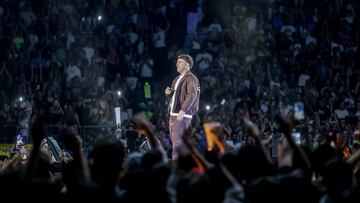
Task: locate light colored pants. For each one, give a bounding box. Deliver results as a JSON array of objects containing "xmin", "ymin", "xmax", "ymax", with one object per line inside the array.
[{"xmin": 169, "ymin": 116, "xmax": 192, "ymax": 159}]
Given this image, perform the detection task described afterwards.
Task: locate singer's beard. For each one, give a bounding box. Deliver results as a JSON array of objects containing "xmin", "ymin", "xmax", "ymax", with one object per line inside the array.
[{"xmin": 177, "ymin": 66, "xmax": 187, "ymax": 74}]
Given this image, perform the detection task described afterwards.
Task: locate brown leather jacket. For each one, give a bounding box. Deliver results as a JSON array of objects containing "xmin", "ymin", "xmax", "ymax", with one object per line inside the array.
[{"xmin": 170, "ymin": 71, "xmax": 200, "ymax": 115}]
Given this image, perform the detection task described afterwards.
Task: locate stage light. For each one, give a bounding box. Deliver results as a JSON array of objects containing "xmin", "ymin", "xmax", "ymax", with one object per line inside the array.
[{"xmin": 206, "ymin": 105, "xmax": 210, "ymax": 111}]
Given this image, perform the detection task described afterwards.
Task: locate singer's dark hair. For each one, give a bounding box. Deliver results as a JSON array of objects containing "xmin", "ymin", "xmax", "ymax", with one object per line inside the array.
[{"xmin": 178, "ymin": 54, "xmax": 194, "ymax": 69}]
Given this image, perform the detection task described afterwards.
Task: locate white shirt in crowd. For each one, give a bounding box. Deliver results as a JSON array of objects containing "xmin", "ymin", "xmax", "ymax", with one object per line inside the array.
[
  {"xmin": 126, "ymin": 76, "xmax": 138, "ymax": 90},
  {"xmin": 331, "ymin": 42, "xmax": 344, "ymax": 55},
  {"xmin": 270, "ymin": 81, "xmax": 280, "ymax": 89},
  {"xmin": 138, "ymin": 41, "xmax": 144, "ymax": 55},
  {"xmin": 66, "ymin": 32, "xmax": 75, "ymax": 50},
  {"xmin": 192, "ymin": 40, "xmax": 201, "ymax": 50},
  {"xmin": 107, "ymin": 25, "xmax": 115, "ymax": 34},
  {"xmin": 141, "ymin": 61, "xmax": 153, "ymax": 78},
  {"xmin": 260, "ymin": 101, "xmax": 269, "ymax": 113},
  {"xmin": 280, "ymin": 104, "xmax": 294, "ymax": 116},
  {"xmin": 209, "ymin": 23, "xmax": 222, "ymax": 33},
  {"xmin": 298, "ymin": 74, "xmax": 310, "ymax": 87},
  {"xmin": 66, "ymin": 65, "xmax": 81, "ymax": 84},
  {"xmin": 130, "ymin": 13, "xmax": 139, "ymax": 24},
  {"xmin": 245, "ymin": 17, "xmax": 257, "ymax": 32},
  {"xmin": 335, "ymin": 109, "xmax": 349, "ymax": 119},
  {"xmin": 355, "ymin": 111, "xmax": 360, "ymax": 120},
  {"xmin": 127, "ymin": 32, "xmax": 138, "ymax": 45},
  {"xmin": 97, "ymin": 76, "xmax": 105, "ymax": 89},
  {"xmin": 196, "ymin": 52, "xmax": 213, "ymax": 70},
  {"xmin": 153, "ymin": 30, "xmax": 166, "ymax": 48},
  {"xmin": 281, "ymin": 25, "xmax": 296, "ymax": 36},
  {"xmin": 305, "ymin": 35, "xmax": 317, "ymax": 45},
  {"xmin": 83, "ymin": 47, "xmax": 95, "ymax": 66},
  {"xmin": 225, "ymin": 140, "xmax": 242, "ymax": 150}
]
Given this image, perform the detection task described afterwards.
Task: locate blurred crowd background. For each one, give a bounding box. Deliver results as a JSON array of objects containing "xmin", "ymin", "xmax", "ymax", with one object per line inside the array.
[
  {"xmin": 1, "ymin": 0, "xmax": 360, "ymax": 203},
  {"xmin": 1, "ymin": 0, "xmax": 360, "ymax": 156}
]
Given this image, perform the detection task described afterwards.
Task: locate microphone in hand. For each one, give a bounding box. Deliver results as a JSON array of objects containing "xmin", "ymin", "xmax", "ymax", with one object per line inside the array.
[{"xmin": 165, "ymin": 87, "xmax": 173, "ymax": 96}]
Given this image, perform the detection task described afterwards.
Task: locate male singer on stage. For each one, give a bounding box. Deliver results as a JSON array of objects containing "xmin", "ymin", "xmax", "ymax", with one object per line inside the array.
[{"xmin": 165, "ymin": 54, "xmax": 200, "ymax": 159}]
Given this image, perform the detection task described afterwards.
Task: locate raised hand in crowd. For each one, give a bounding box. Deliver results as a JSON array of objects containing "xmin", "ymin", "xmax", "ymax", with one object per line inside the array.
[
  {"xmin": 133, "ymin": 114, "xmax": 167, "ymax": 161},
  {"xmin": 180, "ymin": 127, "xmax": 211, "ymax": 173},
  {"xmin": 25, "ymin": 115, "xmax": 47, "ymax": 179},
  {"xmin": 243, "ymin": 117, "xmax": 273, "ymax": 165},
  {"xmin": 61, "ymin": 127, "xmax": 90, "ymax": 183},
  {"xmin": 275, "ymin": 114, "xmax": 312, "ymax": 176}
]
